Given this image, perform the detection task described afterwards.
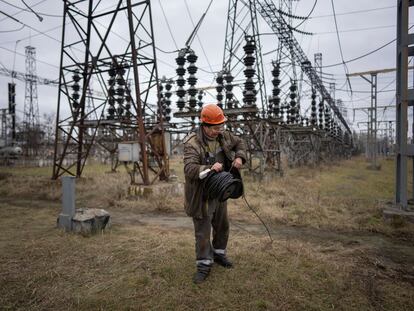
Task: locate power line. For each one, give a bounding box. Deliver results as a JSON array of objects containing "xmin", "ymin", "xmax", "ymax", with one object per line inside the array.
[
  {"xmin": 0, "ymin": 10, "xmax": 61, "ymax": 45},
  {"xmin": 183, "ymin": 0, "xmax": 214, "ymax": 73},
  {"xmin": 292, "ymin": 0, "xmax": 318, "ymax": 29},
  {"xmin": 0, "ymin": 24, "xmax": 25, "ymax": 33},
  {"xmin": 311, "ymin": 5, "xmax": 395, "ymax": 19},
  {"xmin": 323, "ymin": 25, "xmax": 414, "ymax": 68},
  {"xmin": 21, "ymin": 0, "xmax": 43, "ymax": 21},
  {"xmin": 0, "ymin": 0, "xmax": 61, "ymax": 17},
  {"xmin": 318, "ymin": 24, "xmax": 412, "ymax": 35},
  {"xmin": 0, "ymin": 23, "xmax": 62, "ymax": 45},
  {"xmin": 157, "ymin": 0, "xmax": 179, "ymax": 50},
  {"xmin": 0, "ymin": 46, "xmax": 59, "ymax": 69},
  {"xmin": 0, "ymin": 0, "xmax": 49, "ymax": 22},
  {"xmin": 330, "ymin": 0, "xmax": 352, "ymax": 94}
]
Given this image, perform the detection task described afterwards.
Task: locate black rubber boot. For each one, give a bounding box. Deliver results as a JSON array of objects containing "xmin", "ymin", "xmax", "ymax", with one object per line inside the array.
[
  {"xmin": 214, "ymin": 253, "xmax": 233, "ymax": 268},
  {"xmin": 193, "ymin": 264, "xmax": 211, "ymax": 284}
]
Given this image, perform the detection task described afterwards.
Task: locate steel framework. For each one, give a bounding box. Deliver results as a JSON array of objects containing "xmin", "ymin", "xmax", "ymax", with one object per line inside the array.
[
  {"xmin": 173, "ymin": 0, "xmax": 352, "ymax": 173},
  {"xmin": 222, "ymin": 0, "xmax": 268, "ymax": 112},
  {"xmin": 256, "ymin": 0, "xmax": 351, "ymax": 135},
  {"xmin": 395, "ymin": 0, "xmax": 413, "ymax": 209},
  {"xmin": 23, "ymin": 46, "xmax": 41, "ymax": 155},
  {"xmin": 52, "ymin": 0, "xmax": 168, "ymax": 184}
]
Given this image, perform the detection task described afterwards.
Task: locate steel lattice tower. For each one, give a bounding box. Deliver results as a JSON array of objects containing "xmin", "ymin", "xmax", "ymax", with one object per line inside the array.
[
  {"xmin": 23, "ymin": 46, "xmax": 40, "ymax": 155},
  {"xmin": 222, "ymin": 0, "xmax": 268, "ymax": 113},
  {"xmin": 52, "ymin": 0, "xmax": 168, "ymax": 183}
]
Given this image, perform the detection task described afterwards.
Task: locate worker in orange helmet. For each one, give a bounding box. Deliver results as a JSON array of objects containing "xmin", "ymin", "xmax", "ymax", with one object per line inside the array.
[{"xmin": 183, "ymin": 103, "xmax": 246, "ymax": 284}]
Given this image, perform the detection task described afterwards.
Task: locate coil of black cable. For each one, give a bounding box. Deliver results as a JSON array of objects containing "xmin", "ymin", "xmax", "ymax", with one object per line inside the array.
[{"xmin": 203, "ymin": 170, "xmax": 243, "ymax": 202}]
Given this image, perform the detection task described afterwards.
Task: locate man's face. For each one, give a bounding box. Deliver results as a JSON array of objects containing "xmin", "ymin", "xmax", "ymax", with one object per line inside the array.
[{"xmin": 203, "ymin": 124, "xmax": 224, "ymax": 138}]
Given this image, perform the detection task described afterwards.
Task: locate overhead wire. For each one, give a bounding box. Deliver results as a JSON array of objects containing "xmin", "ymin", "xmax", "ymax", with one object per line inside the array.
[
  {"xmin": 0, "ymin": 0, "xmax": 49, "ymax": 22},
  {"xmin": 183, "ymin": 0, "xmax": 214, "ymax": 73},
  {"xmin": 0, "ymin": 23, "xmax": 62, "ymax": 45},
  {"xmin": 330, "ymin": 0, "xmax": 352, "ymax": 95},
  {"xmin": 157, "ymin": 0, "xmax": 179, "ymax": 50},
  {"xmin": 0, "ymin": 11, "xmax": 61, "ymax": 45},
  {"xmin": 0, "ymin": 24, "xmax": 25, "ymax": 33},
  {"xmin": 0, "ymin": 46, "xmax": 59, "ymax": 69},
  {"xmin": 21, "ymin": 0, "xmax": 44, "ymax": 21},
  {"xmin": 292, "ymin": 0, "xmax": 317, "ymax": 30},
  {"xmin": 0, "ymin": 0, "xmax": 61, "ymax": 18},
  {"xmin": 323, "ymin": 24, "xmax": 414, "ymax": 68},
  {"xmin": 318, "ymin": 23, "xmax": 414, "ymax": 35},
  {"xmin": 311, "ymin": 5, "xmax": 395, "ymax": 19}
]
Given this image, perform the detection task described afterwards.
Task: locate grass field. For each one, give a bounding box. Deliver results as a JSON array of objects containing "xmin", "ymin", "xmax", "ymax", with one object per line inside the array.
[{"xmin": 0, "ymin": 157, "xmax": 413, "ymax": 310}]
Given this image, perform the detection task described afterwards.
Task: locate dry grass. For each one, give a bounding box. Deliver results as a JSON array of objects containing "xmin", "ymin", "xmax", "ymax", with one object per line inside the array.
[
  {"xmin": 0, "ymin": 200, "xmax": 413, "ymax": 311},
  {"xmin": 0, "ymin": 156, "xmax": 413, "ymax": 310},
  {"xmin": 229, "ymin": 157, "xmax": 414, "ymax": 236}
]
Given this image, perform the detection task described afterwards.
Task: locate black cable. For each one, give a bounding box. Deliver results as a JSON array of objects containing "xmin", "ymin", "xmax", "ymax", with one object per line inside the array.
[
  {"xmin": 0, "ymin": 0, "xmax": 60, "ymax": 18},
  {"xmin": 292, "ymin": 0, "xmax": 318, "ymax": 29},
  {"xmin": 323, "ymin": 24, "xmax": 414, "ymax": 69},
  {"xmin": 183, "ymin": 0, "xmax": 214, "ymax": 73},
  {"xmin": 311, "ymin": 5, "xmax": 395, "ymax": 19},
  {"xmin": 0, "ymin": 24, "xmax": 25, "ymax": 33},
  {"xmin": 204, "ymin": 171, "xmax": 243, "ymax": 202},
  {"xmin": 330, "ymin": 0, "xmax": 351, "ymax": 93},
  {"xmin": 21, "ymin": 0, "xmax": 43, "ymax": 21},
  {"xmin": 203, "ymin": 170, "xmax": 273, "ymax": 242},
  {"xmin": 242, "ymin": 195, "xmax": 273, "ymax": 243},
  {"xmin": 157, "ymin": 0, "xmax": 179, "ymax": 50}
]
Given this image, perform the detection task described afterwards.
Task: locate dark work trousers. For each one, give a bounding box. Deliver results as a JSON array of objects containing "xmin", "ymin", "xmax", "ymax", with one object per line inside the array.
[{"xmin": 192, "ymin": 199, "xmax": 229, "ymax": 266}]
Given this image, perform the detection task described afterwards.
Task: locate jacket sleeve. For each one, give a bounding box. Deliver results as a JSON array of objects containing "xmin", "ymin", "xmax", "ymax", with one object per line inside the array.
[
  {"xmin": 231, "ymin": 134, "xmax": 247, "ymax": 164},
  {"xmin": 184, "ymin": 143, "xmax": 210, "ymax": 180}
]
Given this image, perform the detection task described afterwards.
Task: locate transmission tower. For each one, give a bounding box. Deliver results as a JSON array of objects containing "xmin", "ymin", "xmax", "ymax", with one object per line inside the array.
[
  {"xmin": 52, "ymin": 0, "xmax": 168, "ymax": 184},
  {"xmin": 23, "ymin": 46, "xmax": 41, "ymax": 155},
  {"xmin": 222, "ymin": 0, "xmax": 268, "ymax": 113}
]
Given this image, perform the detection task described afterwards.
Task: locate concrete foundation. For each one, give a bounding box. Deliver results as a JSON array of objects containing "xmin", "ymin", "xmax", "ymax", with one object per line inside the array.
[
  {"xmin": 71, "ymin": 208, "xmax": 111, "ymax": 234},
  {"xmin": 383, "ymin": 207, "xmax": 414, "ymax": 224}
]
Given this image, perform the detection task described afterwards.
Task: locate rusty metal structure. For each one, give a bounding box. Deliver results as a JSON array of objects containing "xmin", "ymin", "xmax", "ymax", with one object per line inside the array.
[
  {"xmin": 171, "ymin": 0, "xmax": 352, "ymax": 174},
  {"xmin": 52, "ymin": 0, "xmax": 168, "ymax": 184}
]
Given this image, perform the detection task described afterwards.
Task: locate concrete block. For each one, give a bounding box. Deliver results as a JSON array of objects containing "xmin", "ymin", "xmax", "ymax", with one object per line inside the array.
[
  {"xmin": 71, "ymin": 208, "xmax": 111, "ymax": 234},
  {"xmin": 383, "ymin": 208, "xmax": 414, "ymax": 224}
]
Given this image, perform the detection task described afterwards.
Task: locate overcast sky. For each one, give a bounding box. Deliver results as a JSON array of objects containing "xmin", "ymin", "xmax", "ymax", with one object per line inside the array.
[{"xmin": 0, "ymin": 0, "xmax": 399, "ymax": 135}]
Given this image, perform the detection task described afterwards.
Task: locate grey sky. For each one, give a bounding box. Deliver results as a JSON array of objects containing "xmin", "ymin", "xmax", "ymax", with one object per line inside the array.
[{"xmin": 0, "ymin": 0, "xmax": 398, "ymax": 134}]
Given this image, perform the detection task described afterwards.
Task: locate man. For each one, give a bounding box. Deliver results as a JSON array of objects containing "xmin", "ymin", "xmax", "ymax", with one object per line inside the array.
[{"xmin": 183, "ymin": 103, "xmax": 247, "ymax": 284}]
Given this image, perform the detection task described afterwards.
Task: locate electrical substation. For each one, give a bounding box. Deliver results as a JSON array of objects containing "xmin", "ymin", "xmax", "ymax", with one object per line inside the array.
[{"xmin": 0, "ymin": 1, "xmax": 413, "ymax": 309}]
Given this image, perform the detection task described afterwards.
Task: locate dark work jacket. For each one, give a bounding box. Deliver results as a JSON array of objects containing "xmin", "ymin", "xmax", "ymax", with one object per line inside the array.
[{"xmin": 183, "ymin": 127, "xmax": 247, "ymax": 219}]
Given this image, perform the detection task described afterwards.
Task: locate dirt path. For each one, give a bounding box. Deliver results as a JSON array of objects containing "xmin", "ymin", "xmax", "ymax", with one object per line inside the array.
[
  {"xmin": 3, "ymin": 199, "xmax": 413, "ymax": 287},
  {"xmin": 110, "ymin": 209, "xmax": 414, "ymax": 285}
]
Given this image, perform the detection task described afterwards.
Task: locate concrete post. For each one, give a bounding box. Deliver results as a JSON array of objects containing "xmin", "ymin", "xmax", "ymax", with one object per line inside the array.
[{"xmin": 58, "ymin": 176, "xmax": 76, "ymax": 231}]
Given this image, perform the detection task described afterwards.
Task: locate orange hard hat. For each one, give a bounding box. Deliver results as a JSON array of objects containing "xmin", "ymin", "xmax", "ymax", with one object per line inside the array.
[{"xmin": 200, "ymin": 104, "xmax": 227, "ymax": 125}]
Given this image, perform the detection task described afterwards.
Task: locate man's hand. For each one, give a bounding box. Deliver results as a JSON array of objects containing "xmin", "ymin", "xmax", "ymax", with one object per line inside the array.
[
  {"xmin": 211, "ymin": 162, "xmax": 223, "ymax": 172},
  {"xmin": 232, "ymin": 157, "xmax": 243, "ymax": 169}
]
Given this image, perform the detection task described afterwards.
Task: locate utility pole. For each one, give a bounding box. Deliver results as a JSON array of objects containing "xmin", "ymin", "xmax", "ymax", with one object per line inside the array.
[
  {"xmin": 347, "ymin": 67, "xmax": 400, "ymax": 169},
  {"xmin": 395, "ymin": 0, "xmax": 413, "ymax": 210}
]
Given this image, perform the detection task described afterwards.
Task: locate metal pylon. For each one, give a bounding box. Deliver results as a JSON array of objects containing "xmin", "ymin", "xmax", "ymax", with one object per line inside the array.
[
  {"xmin": 222, "ymin": 0, "xmax": 268, "ymax": 112},
  {"xmin": 52, "ymin": 0, "xmax": 168, "ymax": 183},
  {"xmin": 23, "ymin": 46, "xmax": 40, "ymax": 155}
]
